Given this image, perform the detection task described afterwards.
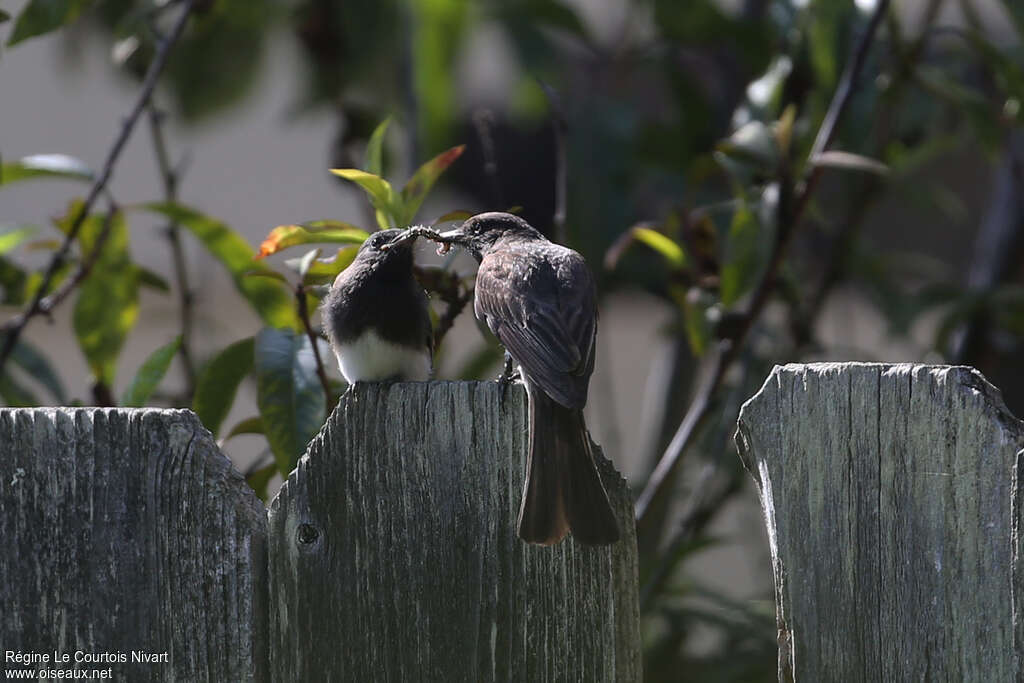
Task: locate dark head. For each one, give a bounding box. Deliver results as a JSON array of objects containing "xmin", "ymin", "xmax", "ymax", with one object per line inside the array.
[
  {"xmin": 437, "ymin": 212, "xmax": 544, "ymax": 260},
  {"xmin": 353, "ymin": 228, "xmax": 416, "ymax": 271}
]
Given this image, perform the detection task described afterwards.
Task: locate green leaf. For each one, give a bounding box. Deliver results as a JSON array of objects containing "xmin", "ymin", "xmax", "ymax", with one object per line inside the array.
[
  {"xmin": 7, "ymin": 0, "xmax": 93, "ymax": 46},
  {"xmin": 6, "ymin": 335, "xmax": 66, "ymax": 403},
  {"xmin": 681, "ymin": 288, "xmax": 713, "ymax": 357},
  {"xmin": 431, "ymin": 209, "xmax": 472, "ymax": 225},
  {"xmin": 0, "ymin": 226, "xmax": 38, "ymax": 254},
  {"xmin": 193, "ymin": 336, "xmax": 255, "ymax": 438},
  {"xmin": 290, "ymin": 246, "xmax": 360, "ymax": 286},
  {"xmin": 296, "ymin": 248, "xmax": 321, "ymax": 278},
  {"xmin": 329, "ymin": 169, "xmax": 401, "ymax": 230},
  {"xmin": 162, "ymin": 0, "xmax": 275, "ymax": 121},
  {"xmin": 0, "ymin": 255, "xmax": 27, "ymax": 305},
  {"xmin": 71, "ymin": 210, "xmax": 139, "ymax": 386},
  {"xmin": 720, "ymin": 204, "xmax": 761, "ymax": 307},
  {"xmin": 245, "ymin": 461, "xmax": 277, "ymax": 501},
  {"xmin": 257, "ymin": 221, "xmax": 368, "ymax": 258},
  {"xmin": 717, "ymin": 121, "xmax": 778, "ymax": 168},
  {"xmin": 364, "ymin": 117, "xmax": 391, "ymax": 176},
  {"xmin": 399, "ymin": 145, "xmax": 465, "ymax": 225},
  {"xmin": 0, "ymin": 371, "xmax": 39, "ymax": 407},
  {"xmin": 632, "ymin": 227, "xmax": 687, "ymax": 269},
  {"xmin": 120, "ymin": 336, "xmax": 181, "ymax": 407},
  {"xmin": 0, "ymin": 9, "xmax": 11, "ymax": 23},
  {"xmin": 135, "ymin": 265, "xmax": 170, "ymax": 292},
  {"xmin": 0, "ymin": 154, "xmax": 93, "ymax": 184},
  {"xmin": 254, "ymin": 326, "xmax": 326, "ymax": 474},
  {"xmin": 812, "ymin": 150, "xmax": 889, "ymax": 176},
  {"xmin": 224, "ymin": 415, "xmax": 264, "ymax": 441},
  {"xmin": 139, "ymin": 202, "xmax": 298, "ymax": 329}
]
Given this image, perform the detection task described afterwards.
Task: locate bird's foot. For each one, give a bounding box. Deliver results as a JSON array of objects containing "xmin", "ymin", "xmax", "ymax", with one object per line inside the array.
[{"xmin": 497, "ymin": 352, "xmax": 520, "ymax": 403}]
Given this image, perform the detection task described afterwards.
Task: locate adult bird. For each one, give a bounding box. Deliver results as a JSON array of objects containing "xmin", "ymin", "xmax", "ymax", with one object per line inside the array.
[
  {"xmin": 427, "ymin": 212, "xmax": 619, "ymax": 546},
  {"xmin": 321, "ymin": 229, "xmax": 433, "ymax": 384}
]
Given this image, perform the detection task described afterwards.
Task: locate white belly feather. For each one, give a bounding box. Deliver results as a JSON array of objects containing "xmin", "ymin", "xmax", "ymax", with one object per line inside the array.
[{"xmin": 335, "ymin": 329, "xmax": 432, "ymax": 383}]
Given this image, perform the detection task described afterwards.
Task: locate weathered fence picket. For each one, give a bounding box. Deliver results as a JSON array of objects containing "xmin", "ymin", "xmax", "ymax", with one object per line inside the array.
[
  {"xmin": 735, "ymin": 363, "xmax": 1024, "ymax": 682},
  {"xmin": 0, "ymin": 383, "xmax": 641, "ymax": 682},
  {"xmin": 0, "ymin": 408, "xmax": 267, "ymax": 681}
]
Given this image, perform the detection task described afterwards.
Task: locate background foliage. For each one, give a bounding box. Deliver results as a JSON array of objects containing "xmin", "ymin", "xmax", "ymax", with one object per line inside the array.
[{"xmin": 3, "ymin": 0, "xmax": 1023, "ymax": 680}]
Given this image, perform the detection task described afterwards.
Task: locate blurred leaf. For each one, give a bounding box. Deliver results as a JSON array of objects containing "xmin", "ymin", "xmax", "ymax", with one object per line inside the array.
[
  {"xmin": 224, "ymin": 415, "xmax": 264, "ymax": 441},
  {"xmin": 399, "ymin": 145, "xmax": 465, "ymax": 224},
  {"xmin": 296, "ymin": 248, "xmax": 321, "ymax": 278},
  {"xmin": 774, "ymin": 104, "xmax": 797, "ymax": 157},
  {"xmin": 0, "ymin": 371, "xmax": 38, "ymax": 407},
  {"xmin": 452, "ymin": 341, "xmax": 505, "ymax": 380},
  {"xmin": 245, "ymin": 461, "xmax": 277, "ymax": 501},
  {"xmin": 0, "ymin": 256, "xmax": 27, "ymax": 305},
  {"xmin": 431, "ymin": 209, "xmax": 472, "ymax": 225},
  {"xmin": 71, "ymin": 210, "xmax": 138, "ymax": 386},
  {"xmin": 5, "ymin": 335, "xmax": 65, "ymax": 403},
  {"xmin": 140, "ymin": 202, "xmax": 298, "ymax": 329},
  {"xmin": 163, "ymin": 0, "xmax": 275, "ymax": 120},
  {"xmin": 329, "ymin": 169, "xmax": 400, "ymax": 229},
  {"xmin": 605, "ymin": 224, "xmax": 687, "ymax": 271},
  {"xmin": 683, "ymin": 288, "xmax": 713, "ymax": 357},
  {"xmin": 812, "ymin": 150, "xmax": 889, "ymax": 176},
  {"xmin": 254, "ymin": 326, "xmax": 325, "ymax": 474},
  {"xmin": 411, "ymin": 0, "xmax": 468, "ymax": 152},
  {"xmin": 289, "ymin": 246, "xmax": 360, "ymax": 285},
  {"xmin": 256, "ymin": 221, "xmax": 368, "ymax": 259},
  {"xmin": 193, "ymin": 336, "xmax": 255, "ymax": 438},
  {"xmin": 364, "ymin": 117, "xmax": 390, "ymax": 176},
  {"xmin": 654, "ymin": 0, "xmax": 772, "ymax": 74},
  {"xmin": 7, "ymin": 0, "xmax": 92, "ymax": 46},
  {"xmin": 0, "ymin": 154, "xmax": 93, "ymax": 184},
  {"xmin": 0, "ymin": 226, "xmax": 37, "ymax": 254},
  {"xmin": 121, "ymin": 336, "xmax": 181, "ymax": 407},
  {"xmin": 242, "ymin": 268, "xmax": 289, "ymax": 283},
  {"xmin": 720, "ymin": 204, "xmax": 761, "ymax": 307},
  {"xmin": 0, "ymin": 9, "xmax": 10, "ymax": 23},
  {"xmin": 717, "ymin": 121, "xmax": 778, "ymax": 168},
  {"xmin": 135, "ymin": 266, "xmax": 170, "ymax": 292}
]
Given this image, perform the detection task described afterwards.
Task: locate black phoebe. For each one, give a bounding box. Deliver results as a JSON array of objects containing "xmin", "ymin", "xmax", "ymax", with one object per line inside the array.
[
  {"xmin": 321, "ymin": 229, "xmax": 433, "ymax": 383},
  {"xmin": 421, "ymin": 212, "xmax": 619, "ymax": 546}
]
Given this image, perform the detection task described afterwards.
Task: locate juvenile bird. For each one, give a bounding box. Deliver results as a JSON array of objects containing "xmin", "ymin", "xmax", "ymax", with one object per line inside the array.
[
  {"xmin": 321, "ymin": 229, "xmax": 433, "ymax": 384},
  {"xmin": 426, "ymin": 212, "xmax": 619, "ymax": 546}
]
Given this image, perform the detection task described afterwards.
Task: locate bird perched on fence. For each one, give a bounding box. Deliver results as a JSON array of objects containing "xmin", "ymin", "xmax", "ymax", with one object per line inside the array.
[
  {"xmin": 397, "ymin": 212, "xmax": 619, "ymax": 546},
  {"xmin": 321, "ymin": 228, "xmax": 433, "ymax": 384}
]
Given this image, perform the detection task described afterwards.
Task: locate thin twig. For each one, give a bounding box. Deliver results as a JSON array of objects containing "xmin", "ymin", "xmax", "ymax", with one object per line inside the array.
[
  {"xmin": 17, "ymin": 201, "xmax": 120, "ymax": 327},
  {"xmin": 0, "ymin": 0, "xmax": 196, "ymax": 375},
  {"xmin": 147, "ymin": 103, "xmax": 197, "ymax": 397},
  {"xmin": 539, "ymin": 81, "xmax": 568, "ymax": 243},
  {"xmin": 635, "ymin": 0, "xmax": 890, "ymax": 527},
  {"xmin": 296, "ymin": 284, "xmax": 333, "ymax": 406}
]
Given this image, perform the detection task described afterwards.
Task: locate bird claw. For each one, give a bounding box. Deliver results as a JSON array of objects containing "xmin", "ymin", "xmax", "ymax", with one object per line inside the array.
[{"xmin": 497, "ymin": 352, "xmax": 520, "ymax": 403}]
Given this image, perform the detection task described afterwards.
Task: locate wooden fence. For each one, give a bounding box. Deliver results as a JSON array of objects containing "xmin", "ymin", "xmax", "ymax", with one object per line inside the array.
[
  {"xmin": 0, "ymin": 382, "xmax": 641, "ymax": 682},
  {"xmin": 5, "ymin": 364, "xmax": 1023, "ymax": 681},
  {"xmin": 736, "ymin": 363, "xmax": 1024, "ymax": 681}
]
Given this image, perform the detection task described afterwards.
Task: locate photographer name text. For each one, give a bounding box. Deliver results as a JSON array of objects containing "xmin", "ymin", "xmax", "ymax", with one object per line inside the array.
[{"xmin": 5, "ymin": 651, "xmax": 168, "ymax": 665}]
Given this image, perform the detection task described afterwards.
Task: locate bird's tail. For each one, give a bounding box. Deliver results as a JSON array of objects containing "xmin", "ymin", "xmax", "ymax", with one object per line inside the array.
[{"xmin": 518, "ymin": 387, "xmax": 620, "ymax": 546}]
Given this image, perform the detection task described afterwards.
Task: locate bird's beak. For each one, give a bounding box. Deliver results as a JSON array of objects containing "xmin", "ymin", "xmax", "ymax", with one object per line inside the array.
[{"xmin": 381, "ymin": 230, "xmax": 419, "ymax": 251}]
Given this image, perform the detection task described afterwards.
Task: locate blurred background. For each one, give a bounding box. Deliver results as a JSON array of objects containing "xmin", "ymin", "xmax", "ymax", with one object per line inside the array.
[{"xmin": 2, "ymin": 0, "xmax": 1022, "ymax": 679}]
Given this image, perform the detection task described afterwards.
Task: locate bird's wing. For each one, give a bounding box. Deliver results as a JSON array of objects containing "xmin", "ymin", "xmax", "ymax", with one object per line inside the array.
[{"xmin": 474, "ymin": 245, "xmax": 596, "ymax": 409}]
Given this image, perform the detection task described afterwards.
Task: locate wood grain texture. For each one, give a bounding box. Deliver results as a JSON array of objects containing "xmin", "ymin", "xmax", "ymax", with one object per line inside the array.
[
  {"xmin": 0, "ymin": 408, "xmax": 267, "ymax": 682},
  {"xmin": 267, "ymin": 381, "xmax": 641, "ymax": 682},
  {"xmin": 735, "ymin": 363, "xmax": 1024, "ymax": 682}
]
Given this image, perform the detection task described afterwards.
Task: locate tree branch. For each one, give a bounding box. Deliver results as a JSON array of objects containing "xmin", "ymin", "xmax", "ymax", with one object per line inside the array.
[
  {"xmin": 147, "ymin": 103, "xmax": 197, "ymax": 397},
  {"xmin": 296, "ymin": 284, "xmax": 333, "ymax": 406},
  {"xmin": 634, "ymin": 0, "xmax": 891, "ymax": 528},
  {"xmin": 0, "ymin": 0, "xmax": 196, "ymax": 376}
]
